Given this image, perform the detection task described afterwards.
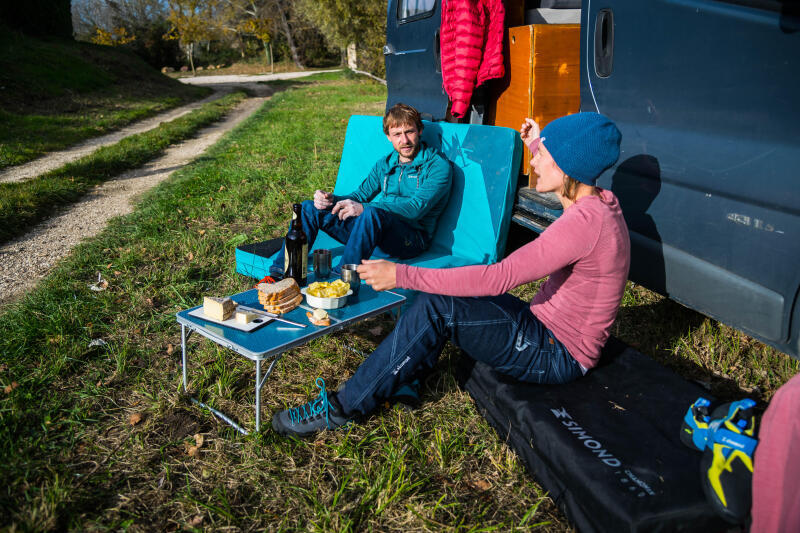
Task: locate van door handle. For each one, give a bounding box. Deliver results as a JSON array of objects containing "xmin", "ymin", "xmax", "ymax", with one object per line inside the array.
[
  {"xmin": 433, "ymin": 29, "xmax": 441, "ymax": 72},
  {"xmin": 594, "ymin": 9, "xmax": 614, "ymax": 78}
]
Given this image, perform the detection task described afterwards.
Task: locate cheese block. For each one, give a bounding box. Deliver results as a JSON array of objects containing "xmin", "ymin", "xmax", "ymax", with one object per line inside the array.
[
  {"xmin": 203, "ymin": 296, "xmax": 236, "ymax": 321},
  {"xmin": 235, "ymin": 310, "xmax": 257, "ymax": 324}
]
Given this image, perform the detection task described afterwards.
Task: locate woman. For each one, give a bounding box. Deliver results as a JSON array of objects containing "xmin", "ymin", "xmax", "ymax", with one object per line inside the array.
[{"xmin": 272, "ymin": 112, "xmax": 631, "ymax": 438}]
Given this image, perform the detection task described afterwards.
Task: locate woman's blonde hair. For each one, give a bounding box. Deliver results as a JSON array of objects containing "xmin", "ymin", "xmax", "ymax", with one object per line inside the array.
[{"xmin": 562, "ymin": 174, "xmax": 581, "ymax": 202}]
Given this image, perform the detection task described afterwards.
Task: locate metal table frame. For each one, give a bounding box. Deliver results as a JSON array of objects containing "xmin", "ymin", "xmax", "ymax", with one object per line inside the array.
[{"xmin": 176, "ymin": 287, "xmax": 405, "ymax": 434}]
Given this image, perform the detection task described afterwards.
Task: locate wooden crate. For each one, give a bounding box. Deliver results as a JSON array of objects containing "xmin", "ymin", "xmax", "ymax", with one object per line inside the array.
[{"xmin": 487, "ymin": 24, "xmax": 580, "ymax": 179}]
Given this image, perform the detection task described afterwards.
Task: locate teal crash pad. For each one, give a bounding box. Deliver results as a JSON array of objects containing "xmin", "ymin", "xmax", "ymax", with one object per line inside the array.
[{"xmin": 236, "ymin": 115, "xmax": 522, "ymax": 281}]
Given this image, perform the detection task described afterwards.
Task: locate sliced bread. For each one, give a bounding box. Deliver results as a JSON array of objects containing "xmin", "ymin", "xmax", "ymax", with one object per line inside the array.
[
  {"xmin": 263, "ymin": 293, "xmax": 303, "ymax": 315},
  {"xmin": 256, "ymin": 278, "xmax": 300, "ymax": 305}
]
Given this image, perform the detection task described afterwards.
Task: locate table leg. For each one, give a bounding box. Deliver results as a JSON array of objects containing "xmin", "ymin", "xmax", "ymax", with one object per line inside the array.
[
  {"xmin": 181, "ymin": 324, "xmax": 188, "ymax": 392},
  {"xmin": 255, "ymin": 359, "xmax": 262, "ymax": 432}
]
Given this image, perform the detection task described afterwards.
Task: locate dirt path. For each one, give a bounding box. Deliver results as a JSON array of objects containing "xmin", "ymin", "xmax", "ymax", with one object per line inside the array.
[
  {"xmin": 0, "ymin": 70, "xmax": 336, "ymax": 305},
  {"xmin": 0, "ymin": 70, "xmax": 332, "ymax": 185}
]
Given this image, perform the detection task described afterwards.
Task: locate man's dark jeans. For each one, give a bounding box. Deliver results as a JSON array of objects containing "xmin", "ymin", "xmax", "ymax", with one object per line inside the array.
[
  {"xmin": 271, "ymin": 200, "xmax": 428, "ymax": 275},
  {"xmin": 338, "ymin": 293, "xmax": 583, "ymax": 416}
]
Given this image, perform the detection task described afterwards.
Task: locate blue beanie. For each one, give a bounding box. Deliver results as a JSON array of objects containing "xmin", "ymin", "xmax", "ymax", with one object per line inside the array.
[{"xmin": 540, "ymin": 112, "xmax": 621, "ymax": 186}]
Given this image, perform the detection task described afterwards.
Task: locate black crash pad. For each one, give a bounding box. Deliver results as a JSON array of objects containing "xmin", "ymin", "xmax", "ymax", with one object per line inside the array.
[{"xmin": 457, "ymin": 337, "xmax": 727, "ymax": 533}]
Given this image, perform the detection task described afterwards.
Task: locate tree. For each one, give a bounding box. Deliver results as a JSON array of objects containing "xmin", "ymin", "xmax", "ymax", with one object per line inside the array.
[
  {"xmin": 295, "ymin": 0, "xmax": 386, "ymax": 76},
  {"xmin": 164, "ymin": 0, "xmax": 220, "ymax": 75},
  {"xmin": 219, "ymin": 0, "xmax": 303, "ymax": 70},
  {"xmin": 239, "ymin": 16, "xmax": 274, "ymax": 72},
  {"xmin": 218, "ymin": 0, "xmax": 274, "ymax": 72}
]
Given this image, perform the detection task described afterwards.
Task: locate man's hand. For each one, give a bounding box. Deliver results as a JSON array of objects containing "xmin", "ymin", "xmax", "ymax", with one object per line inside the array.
[
  {"xmin": 331, "ymin": 199, "xmax": 363, "ymax": 221},
  {"xmin": 357, "ymin": 259, "xmax": 397, "ymax": 291},
  {"xmin": 520, "ymin": 118, "xmax": 541, "ymax": 147},
  {"xmin": 313, "ymin": 190, "xmax": 335, "ymax": 210}
]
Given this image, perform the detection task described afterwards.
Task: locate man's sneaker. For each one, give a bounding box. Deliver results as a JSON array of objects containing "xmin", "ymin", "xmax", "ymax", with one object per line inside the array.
[
  {"xmin": 700, "ymin": 399, "xmax": 758, "ymax": 524},
  {"xmin": 389, "ymin": 379, "xmax": 422, "ymax": 410},
  {"xmin": 272, "ymin": 377, "xmax": 351, "ymax": 437},
  {"xmin": 681, "ymin": 397, "xmax": 714, "ymax": 451}
]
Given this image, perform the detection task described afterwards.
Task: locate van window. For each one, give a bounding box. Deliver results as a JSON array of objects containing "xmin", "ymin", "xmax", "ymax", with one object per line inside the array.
[{"xmin": 398, "ymin": 0, "xmax": 436, "ymax": 22}]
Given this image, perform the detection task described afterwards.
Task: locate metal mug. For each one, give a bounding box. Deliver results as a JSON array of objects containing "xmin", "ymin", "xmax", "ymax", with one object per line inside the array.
[
  {"xmin": 341, "ymin": 263, "xmax": 360, "ymax": 295},
  {"xmin": 312, "ymin": 249, "xmax": 332, "ymax": 279}
]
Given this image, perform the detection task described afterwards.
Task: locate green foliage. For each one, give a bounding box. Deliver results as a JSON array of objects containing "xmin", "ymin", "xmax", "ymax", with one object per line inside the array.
[{"xmin": 297, "ymin": 0, "xmax": 387, "ymax": 76}]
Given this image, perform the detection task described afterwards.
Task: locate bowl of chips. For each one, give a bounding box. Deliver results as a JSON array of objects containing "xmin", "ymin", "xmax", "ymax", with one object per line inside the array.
[{"xmin": 301, "ymin": 279, "xmax": 353, "ymax": 309}]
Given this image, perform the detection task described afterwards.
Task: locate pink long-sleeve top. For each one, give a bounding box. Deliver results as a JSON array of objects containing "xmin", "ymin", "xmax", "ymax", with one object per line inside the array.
[{"xmin": 396, "ymin": 188, "xmax": 631, "ymax": 369}]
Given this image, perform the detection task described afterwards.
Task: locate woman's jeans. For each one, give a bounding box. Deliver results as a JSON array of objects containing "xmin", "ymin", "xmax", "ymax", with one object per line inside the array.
[
  {"xmin": 338, "ymin": 292, "xmax": 583, "ymax": 416},
  {"xmin": 271, "ymin": 200, "xmax": 428, "ymax": 274}
]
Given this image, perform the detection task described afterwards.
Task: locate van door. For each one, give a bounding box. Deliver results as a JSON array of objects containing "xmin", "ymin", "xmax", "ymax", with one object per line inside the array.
[
  {"xmin": 385, "ymin": 0, "xmax": 449, "ymax": 119},
  {"xmin": 582, "ymin": 0, "xmax": 800, "ymax": 353}
]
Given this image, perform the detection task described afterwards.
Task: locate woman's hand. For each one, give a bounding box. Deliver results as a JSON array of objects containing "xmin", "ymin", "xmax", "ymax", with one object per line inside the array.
[
  {"xmin": 520, "ymin": 118, "xmax": 541, "ymax": 147},
  {"xmin": 357, "ymin": 259, "xmax": 397, "ymax": 291}
]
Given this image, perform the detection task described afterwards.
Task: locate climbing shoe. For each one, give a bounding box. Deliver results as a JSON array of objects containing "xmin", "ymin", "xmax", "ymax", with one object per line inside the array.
[
  {"xmin": 700, "ymin": 399, "xmax": 758, "ymax": 524},
  {"xmin": 272, "ymin": 378, "xmax": 351, "ymax": 438},
  {"xmin": 681, "ymin": 397, "xmax": 714, "ymax": 451}
]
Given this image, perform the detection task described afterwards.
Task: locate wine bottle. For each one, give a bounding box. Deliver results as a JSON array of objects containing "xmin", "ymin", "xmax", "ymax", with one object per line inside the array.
[{"xmin": 284, "ymin": 203, "xmax": 308, "ymax": 285}]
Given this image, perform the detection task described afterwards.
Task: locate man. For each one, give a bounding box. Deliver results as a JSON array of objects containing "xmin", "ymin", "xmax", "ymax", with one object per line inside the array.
[{"xmin": 270, "ymin": 103, "xmax": 452, "ymax": 277}]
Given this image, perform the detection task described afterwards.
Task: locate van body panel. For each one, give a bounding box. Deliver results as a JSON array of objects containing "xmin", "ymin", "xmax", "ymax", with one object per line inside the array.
[
  {"xmin": 385, "ymin": 0, "xmax": 449, "ymax": 118},
  {"xmin": 582, "ymin": 0, "xmax": 800, "ymax": 353}
]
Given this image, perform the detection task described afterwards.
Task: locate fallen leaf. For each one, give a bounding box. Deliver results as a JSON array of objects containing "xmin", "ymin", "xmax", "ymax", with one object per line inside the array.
[
  {"xmin": 4, "ymin": 385, "xmax": 12, "ymax": 394},
  {"xmin": 113, "ymin": 270, "xmax": 121, "ymax": 276},
  {"xmin": 106, "ymin": 263, "xmax": 113, "ymax": 268},
  {"xmin": 187, "ymin": 445, "xmax": 199, "ymax": 457},
  {"xmin": 219, "ymin": 185, "xmax": 225, "ymax": 192},
  {"xmin": 198, "ymin": 230, "xmax": 206, "ymax": 236},
  {"xmin": 146, "ymin": 298, "xmax": 154, "ymax": 306},
  {"xmin": 469, "ymin": 478, "xmax": 492, "ymax": 491},
  {"xmin": 187, "ymin": 252, "xmax": 194, "ymax": 261},
  {"xmin": 188, "ymin": 515, "xmax": 203, "ymax": 527},
  {"xmin": 129, "ymin": 412, "xmax": 144, "ymax": 426},
  {"xmin": 167, "ymin": 344, "xmax": 174, "ymax": 355},
  {"xmin": 194, "ymin": 433, "xmax": 205, "ymax": 448}
]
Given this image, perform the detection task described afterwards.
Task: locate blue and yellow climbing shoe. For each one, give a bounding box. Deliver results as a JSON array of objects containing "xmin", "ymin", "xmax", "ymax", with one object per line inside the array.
[
  {"xmin": 700, "ymin": 399, "xmax": 758, "ymax": 524},
  {"xmin": 681, "ymin": 397, "xmax": 714, "ymax": 451},
  {"xmin": 272, "ymin": 378, "xmax": 351, "ymax": 438}
]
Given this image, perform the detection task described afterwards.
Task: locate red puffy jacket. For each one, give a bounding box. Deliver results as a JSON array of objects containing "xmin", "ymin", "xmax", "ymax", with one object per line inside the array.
[{"xmin": 440, "ymin": 0, "xmax": 505, "ymax": 118}]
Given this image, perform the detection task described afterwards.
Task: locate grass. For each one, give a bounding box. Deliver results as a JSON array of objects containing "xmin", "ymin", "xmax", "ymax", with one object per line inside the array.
[
  {"xmin": 0, "ymin": 29, "xmax": 210, "ymax": 170},
  {"xmin": 0, "ymin": 91, "xmax": 247, "ymax": 246},
  {"xmin": 0, "ymin": 72, "xmax": 796, "ymax": 531}
]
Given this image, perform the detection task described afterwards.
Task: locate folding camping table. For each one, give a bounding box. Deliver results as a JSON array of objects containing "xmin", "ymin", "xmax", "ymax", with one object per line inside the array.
[{"xmin": 176, "ymin": 284, "xmax": 405, "ymax": 434}]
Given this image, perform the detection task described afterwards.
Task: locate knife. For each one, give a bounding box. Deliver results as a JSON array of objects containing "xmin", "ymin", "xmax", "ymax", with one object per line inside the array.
[{"xmin": 237, "ymin": 304, "xmax": 307, "ymax": 328}]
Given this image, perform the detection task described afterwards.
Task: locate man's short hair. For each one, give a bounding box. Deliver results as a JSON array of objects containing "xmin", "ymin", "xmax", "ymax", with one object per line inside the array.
[{"xmin": 383, "ymin": 103, "xmax": 423, "ymax": 134}]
